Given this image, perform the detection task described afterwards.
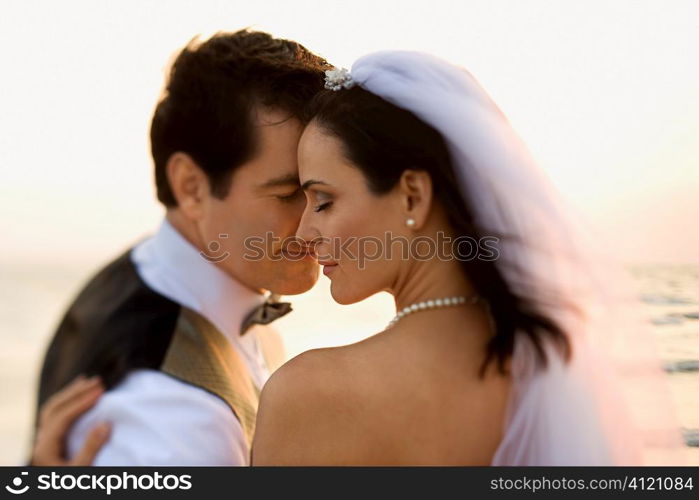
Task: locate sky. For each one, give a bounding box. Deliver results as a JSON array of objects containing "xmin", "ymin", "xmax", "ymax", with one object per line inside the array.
[{"xmin": 1, "ymin": 0, "xmax": 698, "ymax": 266}]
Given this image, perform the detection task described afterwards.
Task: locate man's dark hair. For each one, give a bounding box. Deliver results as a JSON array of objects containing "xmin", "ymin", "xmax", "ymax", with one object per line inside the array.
[{"xmin": 150, "ymin": 29, "xmax": 330, "ymax": 207}]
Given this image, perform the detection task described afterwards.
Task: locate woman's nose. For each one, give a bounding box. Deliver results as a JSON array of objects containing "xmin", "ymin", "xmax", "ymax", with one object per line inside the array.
[{"xmin": 295, "ymin": 205, "xmax": 316, "ymax": 244}]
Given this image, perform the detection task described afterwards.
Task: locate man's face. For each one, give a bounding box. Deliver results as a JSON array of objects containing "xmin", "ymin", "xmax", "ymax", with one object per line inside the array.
[{"xmin": 197, "ymin": 108, "xmax": 319, "ymax": 295}]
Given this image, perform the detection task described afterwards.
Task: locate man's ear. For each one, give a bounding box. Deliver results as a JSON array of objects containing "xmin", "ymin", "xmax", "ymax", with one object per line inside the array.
[
  {"xmin": 166, "ymin": 152, "xmax": 209, "ymax": 220},
  {"xmin": 398, "ymin": 169, "xmax": 433, "ymax": 230}
]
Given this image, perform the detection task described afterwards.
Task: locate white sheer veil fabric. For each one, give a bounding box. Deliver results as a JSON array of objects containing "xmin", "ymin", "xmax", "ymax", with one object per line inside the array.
[{"xmin": 349, "ymin": 51, "xmax": 685, "ymax": 465}]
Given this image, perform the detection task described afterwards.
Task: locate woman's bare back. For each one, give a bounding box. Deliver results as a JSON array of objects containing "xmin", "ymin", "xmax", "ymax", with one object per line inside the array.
[{"xmin": 252, "ymin": 308, "xmax": 511, "ymax": 465}]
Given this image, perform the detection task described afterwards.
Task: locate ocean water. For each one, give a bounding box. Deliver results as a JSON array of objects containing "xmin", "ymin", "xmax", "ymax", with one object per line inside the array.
[
  {"xmin": 628, "ymin": 265, "xmax": 699, "ymax": 464},
  {"xmin": 1, "ymin": 261, "xmax": 697, "ymax": 464}
]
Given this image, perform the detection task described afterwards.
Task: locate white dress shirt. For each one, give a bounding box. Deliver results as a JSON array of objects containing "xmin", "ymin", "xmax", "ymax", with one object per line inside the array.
[{"xmin": 67, "ymin": 219, "xmax": 272, "ymax": 465}]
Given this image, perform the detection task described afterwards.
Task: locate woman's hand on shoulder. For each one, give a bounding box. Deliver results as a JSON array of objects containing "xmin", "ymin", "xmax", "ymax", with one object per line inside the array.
[{"xmin": 31, "ymin": 375, "xmax": 111, "ymax": 466}]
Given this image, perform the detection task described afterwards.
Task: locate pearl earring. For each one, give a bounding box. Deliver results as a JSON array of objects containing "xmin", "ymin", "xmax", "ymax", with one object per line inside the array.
[{"xmin": 406, "ymin": 218, "xmax": 416, "ymax": 228}]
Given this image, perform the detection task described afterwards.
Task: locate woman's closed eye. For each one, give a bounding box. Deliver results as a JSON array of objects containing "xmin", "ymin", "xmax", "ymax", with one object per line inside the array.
[
  {"xmin": 303, "ymin": 186, "xmax": 334, "ymax": 212},
  {"xmin": 314, "ymin": 201, "xmax": 333, "ymax": 213}
]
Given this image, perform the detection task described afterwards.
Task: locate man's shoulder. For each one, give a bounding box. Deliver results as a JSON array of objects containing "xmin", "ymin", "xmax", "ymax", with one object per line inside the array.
[
  {"xmin": 39, "ymin": 248, "xmax": 182, "ymax": 401},
  {"xmin": 69, "ymin": 247, "xmax": 170, "ymax": 312},
  {"xmin": 58, "ymin": 247, "xmax": 172, "ymax": 330},
  {"xmin": 72, "ymin": 249, "xmax": 138, "ymax": 298},
  {"xmin": 78, "ymin": 369, "xmax": 236, "ymax": 418},
  {"xmin": 68, "ymin": 369, "xmax": 247, "ymax": 465}
]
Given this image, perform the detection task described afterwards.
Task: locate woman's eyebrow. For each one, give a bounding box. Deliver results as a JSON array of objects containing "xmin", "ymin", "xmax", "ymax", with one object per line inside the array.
[{"xmin": 301, "ymin": 179, "xmax": 330, "ymax": 190}]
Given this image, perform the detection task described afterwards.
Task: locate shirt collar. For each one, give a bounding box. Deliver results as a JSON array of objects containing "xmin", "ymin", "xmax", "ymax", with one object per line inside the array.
[{"xmin": 145, "ymin": 218, "xmax": 267, "ymax": 340}]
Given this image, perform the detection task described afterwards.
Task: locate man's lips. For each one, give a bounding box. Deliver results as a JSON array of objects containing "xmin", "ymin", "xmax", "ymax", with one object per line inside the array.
[{"xmin": 280, "ymin": 247, "xmax": 315, "ymax": 259}]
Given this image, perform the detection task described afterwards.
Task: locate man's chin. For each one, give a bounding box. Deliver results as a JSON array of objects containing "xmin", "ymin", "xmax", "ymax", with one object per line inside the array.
[{"xmin": 269, "ymin": 264, "xmax": 320, "ymax": 295}]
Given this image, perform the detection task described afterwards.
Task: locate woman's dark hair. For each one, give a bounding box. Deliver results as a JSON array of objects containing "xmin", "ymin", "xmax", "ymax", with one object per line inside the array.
[
  {"xmin": 151, "ymin": 29, "xmax": 330, "ymax": 207},
  {"xmin": 305, "ymin": 87, "xmax": 571, "ymax": 375}
]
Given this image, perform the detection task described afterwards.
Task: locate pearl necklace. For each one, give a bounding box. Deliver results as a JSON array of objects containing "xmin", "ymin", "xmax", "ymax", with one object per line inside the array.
[{"xmin": 386, "ymin": 294, "xmax": 483, "ymax": 329}]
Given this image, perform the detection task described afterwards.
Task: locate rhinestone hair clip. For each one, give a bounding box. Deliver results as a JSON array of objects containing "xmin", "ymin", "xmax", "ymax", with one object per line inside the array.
[{"xmin": 324, "ymin": 67, "xmax": 355, "ymax": 91}]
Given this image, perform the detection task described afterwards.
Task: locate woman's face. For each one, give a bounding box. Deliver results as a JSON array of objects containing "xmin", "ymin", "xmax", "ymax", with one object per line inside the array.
[{"xmin": 296, "ymin": 121, "xmax": 409, "ymax": 304}]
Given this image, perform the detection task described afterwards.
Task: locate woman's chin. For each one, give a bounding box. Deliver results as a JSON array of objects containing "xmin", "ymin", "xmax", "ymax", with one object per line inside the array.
[{"xmin": 329, "ymin": 283, "xmax": 369, "ymax": 306}]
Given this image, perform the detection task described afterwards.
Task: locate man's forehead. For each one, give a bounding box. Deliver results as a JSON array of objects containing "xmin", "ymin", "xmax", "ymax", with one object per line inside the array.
[
  {"xmin": 243, "ymin": 106, "xmax": 304, "ymax": 191},
  {"xmin": 258, "ymin": 172, "xmax": 301, "ymax": 189}
]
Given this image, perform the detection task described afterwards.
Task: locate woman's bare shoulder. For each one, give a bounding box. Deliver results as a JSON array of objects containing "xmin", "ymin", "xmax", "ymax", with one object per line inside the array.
[
  {"xmin": 263, "ymin": 333, "xmax": 388, "ymax": 399},
  {"xmin": 251, "ymin": 344, "xmax": 375, "ymax": 465}
]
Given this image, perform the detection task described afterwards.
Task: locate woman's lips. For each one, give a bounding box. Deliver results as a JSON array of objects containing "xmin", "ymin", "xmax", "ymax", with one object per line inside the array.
[{"xmin": 319, "ymin": 261, "xmax": 338, "ymax": 276}]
